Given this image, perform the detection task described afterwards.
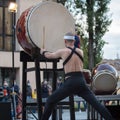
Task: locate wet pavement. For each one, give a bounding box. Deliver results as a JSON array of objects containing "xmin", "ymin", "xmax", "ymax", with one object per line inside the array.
[{"xmin": 25, "ymin": 110, "xmax": 87, "ymax": 120}]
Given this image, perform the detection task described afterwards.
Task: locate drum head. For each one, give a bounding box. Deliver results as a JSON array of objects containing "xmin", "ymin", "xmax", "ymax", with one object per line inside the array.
[
  {"xmin": 93, "ymin": 71, "xmax": 117, "ymax": 91},
  {"xmin": 26, "ymin": 1, "xmax": 75, "ymax": 52}
]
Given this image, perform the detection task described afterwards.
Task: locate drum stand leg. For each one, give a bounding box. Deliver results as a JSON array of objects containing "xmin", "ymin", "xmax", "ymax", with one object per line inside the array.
[
  {"xmin": 34, "ymin": 55, "xmax": 42, "ymax": 119},
  {"xmin": 22, "ymin": 59, "xmax": 27, "ymax": 120},
  {"xmin": 31, "ymin": 47, "xmax": 43, "ymax": 119},
  {"xmin": 69, "ymin": 95, "xmax": 75, "ymax": 120},
  {"xmin": 21, "ymin": 49, "xmax": 42, "ymax": 120},
  {"xmin": 51, "ymin": 61, "xmax": 57, "ymax": 120}
]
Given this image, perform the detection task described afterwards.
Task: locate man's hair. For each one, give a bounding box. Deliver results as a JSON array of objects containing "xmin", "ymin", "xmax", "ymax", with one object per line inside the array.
[
  {"xmin": 64, "ymin": 32, "xmax": 75, "ymax": 41},
  {"xmin": 65, "ymin": 32, "xmax": 74, "ymax": 36},
  {"xmin": 74, "ymin": 35, "xmax": 80, "ymax": 48}
]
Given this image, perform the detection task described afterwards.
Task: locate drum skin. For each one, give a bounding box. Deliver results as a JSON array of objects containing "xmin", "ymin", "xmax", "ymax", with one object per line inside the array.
[
  {"xmin": 92, "ymin": 63, "xmax": 118, "ymax": 94},
  {"xmin": 16, "ymin": 1, "xmax": 75, "ymax": 55}
]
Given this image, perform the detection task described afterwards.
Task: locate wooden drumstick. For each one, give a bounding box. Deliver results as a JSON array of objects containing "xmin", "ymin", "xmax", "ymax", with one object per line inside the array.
[{"xmin": 43, "ymin": 26, "xmax": 45, "ymax": 49}]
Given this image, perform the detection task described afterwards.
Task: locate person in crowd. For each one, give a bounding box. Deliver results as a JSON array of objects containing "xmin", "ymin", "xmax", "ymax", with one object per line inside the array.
[
  {"xmin": 56, "ymin": 76, "xmax": 63, "ymax": 115},
  {"xmin": 56, "ymin": 76, "xmax": 63, "ymax": 89},
  {"xmin": 13, "ymin": 81, "xmax": 20, "ymax": 106},
  {"xmin": 26, "ymin": 80, "xmax": 32, "ymax": 101},
  {"xmin": 3, "ymin": 81, "xmax": 10, "ymax": 101},
  {"xmin": 12, "ymin": 81, "xmax": 21, "ymax": 119},
  {"xmin": 40, "ymin": 32, "xmax": 114, "ymax": 120},
  {"xmin": 41, "ymin": 80, "xmax": 52, "ymax": 112},
  {"xmin": 32, "ymin": 89, "xmax": 37, "ymax": 100},
  {"xmin": 41, "ymin": 80, "xmax": 52, "ymax": 98}
]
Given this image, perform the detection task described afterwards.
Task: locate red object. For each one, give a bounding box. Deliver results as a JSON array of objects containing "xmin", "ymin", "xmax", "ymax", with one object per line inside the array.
[{"xmin": 3, "ymin": 89, "xmax": 8, "ymax": 96}]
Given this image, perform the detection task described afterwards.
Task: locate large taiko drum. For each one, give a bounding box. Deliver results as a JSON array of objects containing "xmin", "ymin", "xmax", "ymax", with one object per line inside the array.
[
  {"xmin": 92, "ymin": 63, "xmax": 118, "ymax": 94},
  {"xmin": 16, "ymin": 1, "xmax": 75, "ymax": 55}
]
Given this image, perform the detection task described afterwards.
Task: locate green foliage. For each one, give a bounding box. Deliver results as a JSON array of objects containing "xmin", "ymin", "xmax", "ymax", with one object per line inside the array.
[{"xmin": 81, "ymin": 37, "xmax": 89, "ymax": 69}]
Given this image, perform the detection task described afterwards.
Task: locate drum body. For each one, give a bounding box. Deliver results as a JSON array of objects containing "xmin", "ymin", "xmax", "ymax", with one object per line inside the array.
[
  {"xmin": 16, "ymin": 1, "xmax": 75, "ymax": 55},
  {"xmin": 92, "ymin": 63, "xmax": 118, "ymax": 94}
]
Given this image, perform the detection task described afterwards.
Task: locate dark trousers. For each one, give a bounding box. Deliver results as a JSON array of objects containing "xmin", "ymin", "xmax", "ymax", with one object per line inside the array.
[{"xmin": 41, "ymin": 72, "xmax": 114, "ymax": 120}]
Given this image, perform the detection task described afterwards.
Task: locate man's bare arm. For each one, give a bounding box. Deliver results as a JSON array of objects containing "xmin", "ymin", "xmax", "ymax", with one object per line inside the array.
[{"xmin": 40, "ymin": 49, "xmax": 63, "ymax": 59}]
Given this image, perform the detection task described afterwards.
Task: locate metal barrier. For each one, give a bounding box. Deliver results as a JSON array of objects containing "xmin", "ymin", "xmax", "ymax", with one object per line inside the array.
[
  {"xmin": 26, "ymin": 95, "xmax": 120, "ymax": 120},
  {"xmin": 87, "ymin": 95, "xmax": 120, "ymax": 120}
]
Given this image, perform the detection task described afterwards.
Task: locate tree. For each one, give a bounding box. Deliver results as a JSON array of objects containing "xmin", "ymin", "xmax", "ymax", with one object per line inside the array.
[
  {"xmin": 86, "ymin": 0, "xmax": 94, "ymax": 71},
  {"xmin": 94, "ymin": 1, "xmax": 112, "ymax": 65}
]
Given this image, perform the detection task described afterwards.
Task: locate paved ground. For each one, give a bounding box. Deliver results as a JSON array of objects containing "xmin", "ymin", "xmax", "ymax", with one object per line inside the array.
[
  {"xmin": 26, "ymin": 110, "xmax": 87, "ymax": 120},
  {"xmin": 62, "ymin": 110, "xmax": 87, "ymax": 120}
]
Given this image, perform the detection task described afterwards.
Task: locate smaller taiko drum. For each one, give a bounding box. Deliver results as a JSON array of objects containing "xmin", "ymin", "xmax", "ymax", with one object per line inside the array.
[
  {"xmin": 92, "ymin": 63, "xmax": 118, "ymax": 94},
  {"xmin": 16, "ymin": 1, "xmax": 75, "ymax": 55}
]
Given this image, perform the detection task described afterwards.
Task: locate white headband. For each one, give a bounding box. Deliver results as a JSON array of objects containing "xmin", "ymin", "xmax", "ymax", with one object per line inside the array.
[{"xmin": 64, "ymin": 35, "xmax": 75, "ymax": 40}]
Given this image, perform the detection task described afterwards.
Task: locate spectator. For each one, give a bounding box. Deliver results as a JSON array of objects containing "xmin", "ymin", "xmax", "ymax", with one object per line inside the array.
[
  {"xmin": 12, "ymin": 81, "xmax": 21, "ymax": 119},
  {"xmin": 13, "ymin": 81, "xmax": 20, "ymax": 106},
  {"xmin": 3, "ymin": 81, "xmax": 10, "ymax": 101},
  {"xmin": 32, "ymin": 89, "xmax": 37, "ymax": 100},
  {"xmin": 56, "ymin": 76, "xmax": 63, "ymax": 89},
  {"xmin": 41, "ymin": 80, "xmax": 52, "ymax": 112},
  {"xmin": 41, "ymin": 80, "xmax": 51, "ymax": 98},
  {"xmin": 56, "ymin": 76, "xmax": 63, "ymax": 115},
  {"xmin": 26, "ymin": 80, "xmax": 32, "ymax": 101}
]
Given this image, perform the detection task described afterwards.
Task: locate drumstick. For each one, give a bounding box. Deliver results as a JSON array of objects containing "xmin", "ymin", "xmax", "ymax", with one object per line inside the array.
[{"xmin": 43, "ymin": 26, "xmax": 45, "ymax": 49}]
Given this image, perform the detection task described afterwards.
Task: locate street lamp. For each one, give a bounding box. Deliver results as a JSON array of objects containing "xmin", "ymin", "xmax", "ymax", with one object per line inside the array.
[
  {"xmin": 8, "ymin": 2, "xmax": 17, "ymax": 13},
  {"xmin": 8, "ymin": 1, "xmax": 18, "ymax": 119},
  {"xmin": 8, "ymin": 1, "xmax": 17, "ymax": 79}
]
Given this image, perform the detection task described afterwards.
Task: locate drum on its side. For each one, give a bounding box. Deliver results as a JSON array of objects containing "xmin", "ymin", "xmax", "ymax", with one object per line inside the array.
[
  {"xmin": 92, "ymin": 63, "xmax": 118, "ymax": 94},
  {"xmin": 16, "ymin": 1, "xmax": 75, "ymax": 55}
]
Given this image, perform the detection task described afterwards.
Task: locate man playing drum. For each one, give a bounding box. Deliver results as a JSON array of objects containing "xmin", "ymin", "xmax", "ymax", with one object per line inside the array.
[{"xmin": 40, "ymin": 32, "xmax": 114, "ymax": 120}]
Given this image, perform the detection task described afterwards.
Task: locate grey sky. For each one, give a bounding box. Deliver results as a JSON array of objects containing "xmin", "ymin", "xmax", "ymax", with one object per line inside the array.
[{"xmin": 103, "ymin": 0, "xmax": 120, "ymax": 59}]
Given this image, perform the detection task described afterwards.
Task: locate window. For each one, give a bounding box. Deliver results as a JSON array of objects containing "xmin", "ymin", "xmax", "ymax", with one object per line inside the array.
[
  {"xmin": 0, "ymin": 0, "xmax": 15, "ymax": 51},
  {"xmin": 0, "ymin": 68, "xmax": 14, "ymax": 87}
]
